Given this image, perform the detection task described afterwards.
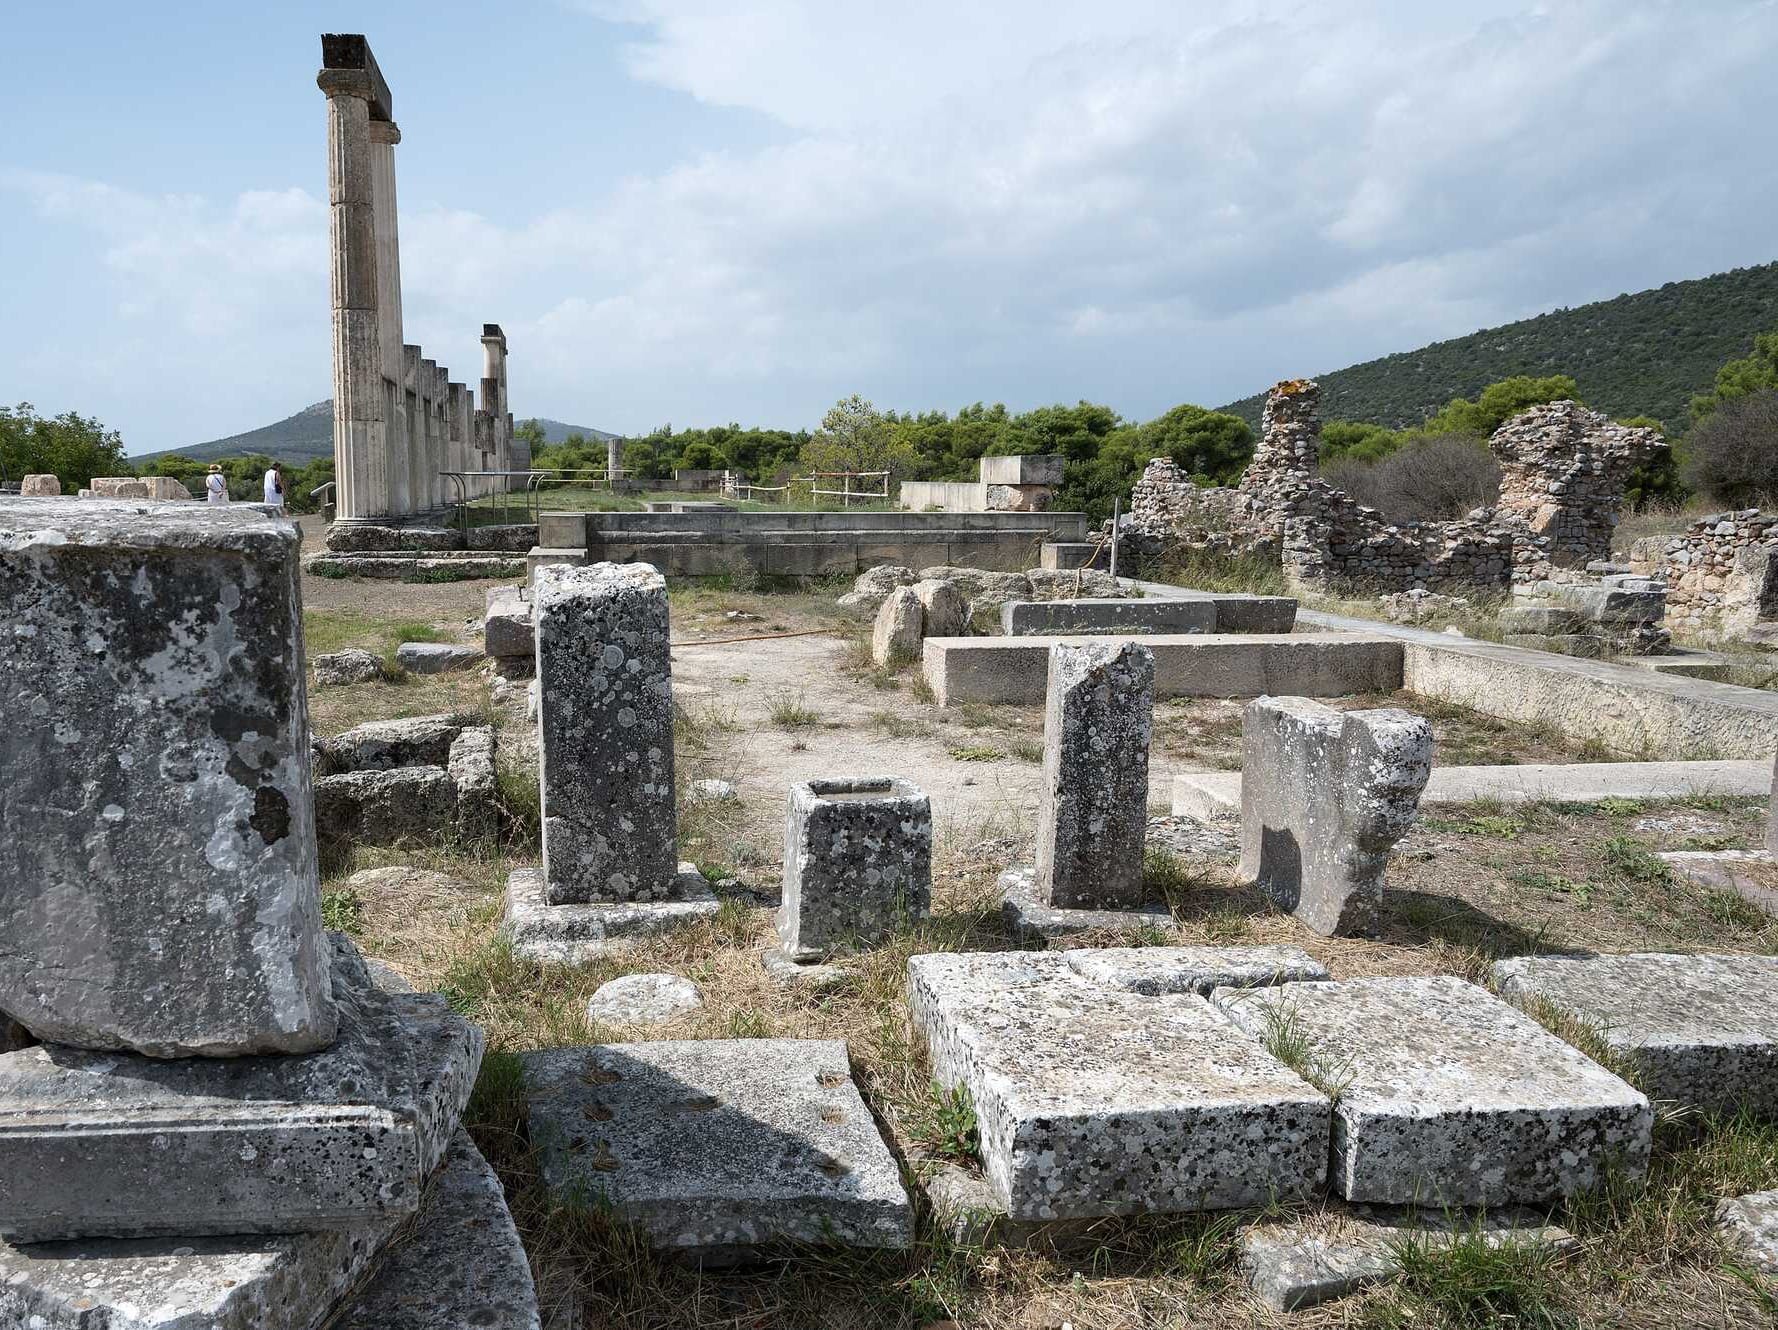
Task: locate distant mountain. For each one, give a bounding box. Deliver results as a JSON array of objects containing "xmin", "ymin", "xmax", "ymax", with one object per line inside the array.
[
  {"xmin": 133, "ymin": 404, "xmax": 617, "ymax": 464},
  {"xmin": 1217, "ymin": 261, "xmax": 1778, "ymax": 434}
]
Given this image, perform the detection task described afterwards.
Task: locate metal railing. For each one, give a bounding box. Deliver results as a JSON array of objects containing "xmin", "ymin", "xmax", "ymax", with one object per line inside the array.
[{"xmin": 442, "ymin": 470, "xmax": 550, "ymax": 535}]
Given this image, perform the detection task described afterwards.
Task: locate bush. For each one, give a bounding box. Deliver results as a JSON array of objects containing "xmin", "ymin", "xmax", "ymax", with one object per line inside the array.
[
  {"xmin": 1681, "ymin": 389, "xmax": 1778, "ymax": 507},
  {"xmin": 1320, "ymin": 434, "xmax": 1500, "ymax": 522}
]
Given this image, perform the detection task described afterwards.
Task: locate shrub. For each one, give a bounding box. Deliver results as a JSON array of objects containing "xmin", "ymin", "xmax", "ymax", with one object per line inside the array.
[
  {"xmin": 1320, "ymin": 433, "xmax": 1500, "ymax": 521},
  {"xmin": 1680, "ymin": 389, "xmax": 1778, "ymax": 507}
]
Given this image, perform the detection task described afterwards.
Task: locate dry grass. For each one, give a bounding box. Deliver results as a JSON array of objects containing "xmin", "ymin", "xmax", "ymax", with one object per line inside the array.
[{"xmin": 309, "ymin": 590, "xmax": 1778, "ymax": 1329}]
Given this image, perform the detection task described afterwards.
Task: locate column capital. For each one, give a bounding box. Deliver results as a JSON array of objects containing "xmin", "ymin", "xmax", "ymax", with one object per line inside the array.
[
  {"xmin": 319, "ymin": 34, "xmax": 393, "ymax": 120},
  {"xmin": 368, "ymin": 119, "xmax": 402, "ymax": 146}
]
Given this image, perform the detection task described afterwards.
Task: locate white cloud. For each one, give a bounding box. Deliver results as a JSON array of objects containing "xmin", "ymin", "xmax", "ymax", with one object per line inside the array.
[{"xmin": 8, "ymin": 0, "xmax": 1778, "ymax": 449}]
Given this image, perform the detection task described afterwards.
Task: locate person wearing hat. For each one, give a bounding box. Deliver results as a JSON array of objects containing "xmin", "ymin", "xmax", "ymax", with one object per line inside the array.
[{"xmin": 205, "ymin": 464, "xmax": 229, "ymax": 504}]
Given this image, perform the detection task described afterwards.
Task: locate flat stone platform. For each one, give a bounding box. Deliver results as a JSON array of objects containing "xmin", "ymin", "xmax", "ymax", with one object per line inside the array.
[
  {"xmin": 1211, "ymin": 976, "xmax": 1651, "ymax": 1206},
  {"xmin": 533, "ymin": 509, "xmax": 1090, "ymax": 577},
  {"xmin": 908, "ymin": 952, "xmax": 1330, "ymax": 1220},
  {"xmin": 1172, "ymin": 759, "xmax": 1773, "ymax": 819},
  {"xmin": 922, "ymin": 631, "xmax": 1402, "ymax": 706},
  {"xmin": 522, "ymin": 1039, "xmax": 910, "ymax": 1259},
  {"xmin": 1492, "ymin": 952, "xmax": 1778, "ymax": 1115},
  {"xmin": 503, "ymin": 865, "xmax": 721, "ymax": 964}
]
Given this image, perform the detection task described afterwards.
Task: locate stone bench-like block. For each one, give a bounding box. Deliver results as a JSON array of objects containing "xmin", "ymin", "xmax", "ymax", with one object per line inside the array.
[
  {"xmin": 1211, "ymin": 976, "xmax": 1651, "ymax": 1206},
  {"xmin": 778, "ymin": 777, "xmax": 932, "ymax": 959},
  {"xmin": 1000, "ymin": 597, "xmax": 1217, "ymax": 636},
  {"xmin": 909, "ymin": 952, "xmax": 1330, "ymax": 1221},
  {"xmin": 522, "ymin": 1039, "xmax": 911, "ymax": 1258},
  {"xmin": 483, "ymin": 584, "xmax": 534, "ymax": 658},
  {"xmin": 1037, "ymin": 640, "xmax": 1153, "ymax": 909},
  {"xmin": 0, "ymin": 499, "xmax": 335, "ymax": 1058},
  {"xmin": 921, "ymin": 632, "xmax": 1403, "ymax": 706},
  {"xmin": 0, "ymin": 937, "xmax": 482, "ymax": 1243},
  {"xmin": 1240, "ymin": 696, "xmax": 1432, "ymax": 937},
  {"xmin": 535, "ymin": 561, "xmax": 679, "ymax": 904},
  {"xmin": 1492, "ymin": 952, "xmax": 1778, "ymax": 1115}
]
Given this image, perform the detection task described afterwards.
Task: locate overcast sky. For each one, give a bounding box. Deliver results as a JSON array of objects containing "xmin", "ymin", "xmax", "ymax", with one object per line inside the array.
[{"xmin": 4, "ymin": 1, "xmax": 1775, "ymax": 455}]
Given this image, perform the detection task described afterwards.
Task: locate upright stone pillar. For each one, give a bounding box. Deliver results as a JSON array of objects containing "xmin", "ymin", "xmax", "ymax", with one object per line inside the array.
[
  {"xmin": 535, "ymin": 562, "xmax": 679, "ymax": 903},
  {"xmin": 317, "ymin": 36, "xmax": 391, "ymax": 523},
  {"xmin": 481, "ymin": 326, "xmax": 515, "ymax": 482},
  {"xmin": 368, "ymin": 115, "xmax": 404, "ymax": 521},
  {"xmin": 1035, "ymin": 641, "xmax": 1154, "ymax": 908},
  {"xmin": 0, "ymin": 501, "xmax": 337, "ymax": 1057},
  {"xmin": 607, "ymin": 436, "xmax": 622, "ymax": 480}
]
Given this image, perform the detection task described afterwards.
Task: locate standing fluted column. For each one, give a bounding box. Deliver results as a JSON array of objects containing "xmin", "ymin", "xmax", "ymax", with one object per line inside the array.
[
  {"xmin": 317, "ymin": 39, "xmax": 388, "ymax": 522},
  {"xmin": 368, "ymin": 116, "xmax": 406, "ymax": 517}
]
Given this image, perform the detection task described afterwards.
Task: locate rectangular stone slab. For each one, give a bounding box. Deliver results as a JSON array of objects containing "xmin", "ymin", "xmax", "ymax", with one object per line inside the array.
[
  {"xmin": 0, "ymin": 499, "xmax": 335, "ymax": 1058},
  {"xmin": 522, "ymin": 1039, "xmax": 910, "ymax": 1257},
  {"xmin": 0, "ymin": 937, "xmax": 482, "ymax": 1243},
  {"xmin": 1492, "ymin": 952, "xmax": 1778, "ymax": 1115},
  {"xmin": 1211, "ymin": 976, "xmax": 1651, "ymax": 1206},
  {"xmin": 503, "ymin": 865, "xmax": 720, "ymax": 964},
  {"xmin": 999, "ymin": 597, "xmax": 1217, "ymax": 636},
  {"xmin": 778, "ymin": 776, "xmax": 932, "ymax": 959},
  {"xmin": 920, "ymin": 632, "xmax": 1403, "ymax": 706},
  {"xmin": 908, "ymin": 951, "xmax": 1329, "ymax": 1221},
  {"xmin": 0, "ymin": 1133, "xmax": 519, "ymax": 1330}
]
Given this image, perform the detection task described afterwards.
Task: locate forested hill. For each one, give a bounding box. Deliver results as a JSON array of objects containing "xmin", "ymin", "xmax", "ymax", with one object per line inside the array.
[
  {"xmin": 1218, "ymin": 261, "xmax": 1778, "ymax": 433},
  {"xmin": 132, "ymin": 406, "xmax": 614, "ymax": 465}
]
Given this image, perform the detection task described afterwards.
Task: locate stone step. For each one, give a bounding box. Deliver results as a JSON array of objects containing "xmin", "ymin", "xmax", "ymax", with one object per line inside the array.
[
  {"xmin": 1173, "ymin": 758, "xmax": 1773, "ymax": 819},
  {"xmin": 308, "ymin": 554, "xmax": 527, "ymax": 579}
]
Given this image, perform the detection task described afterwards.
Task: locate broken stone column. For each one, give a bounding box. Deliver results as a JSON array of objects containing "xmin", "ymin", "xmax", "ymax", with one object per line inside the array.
[
  {"xmin": 1239, "ymin": 696, "xmax": 1432, "ymax": 937},
  {"xmin": 1035, "ymin": 640, "xmax": 1154, "ymax": 909},
  {"xmin": 0, "ymin": 500, "xmax": 336, "ymax": 1057},
  {"xmin": 777, "ymin": 777, "xmax": 932, "ymax": 959},
  {"xmin": 536, "ymin": 562, "xmax": 679, "ymax": 902}
]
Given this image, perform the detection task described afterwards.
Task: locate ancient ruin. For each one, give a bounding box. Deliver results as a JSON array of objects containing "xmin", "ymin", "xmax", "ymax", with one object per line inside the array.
[
  {"xmin": 318, "ymin": 34, "xmax": 521, "ymax": 529},
  {"xmin": 1127, "ymin": 379, "xmax": 1664, "ymax": 592},
  {"xmin": 1632, "ymin": 508, "xmax": 1778, "ymax": 642},
  {"xmin": 776, "ymin": 777, "xmax": 933, "ymax": 960}
]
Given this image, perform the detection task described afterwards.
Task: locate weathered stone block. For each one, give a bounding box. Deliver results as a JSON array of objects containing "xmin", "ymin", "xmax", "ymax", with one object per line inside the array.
[
  {"xmin": 778, "ymin": 777, "xmax": 931, "ymax": 959},
  {"xmin": 88, "ymin": 477, "xmax": 151, "ymax": 499},
  {"xmin": 913, "ymin": 578, "xmax": 969, "ymax": 637},
  {"xmin": 313, "ymin": 647, "xmax": 384, "ymax": 686},
  {"xmin": 872, "ymin": 584, "xmax": 924, "ymax": 665},
  {"xmin": 483, "ymin": 583, "xmax": 533, "ymax": 658},
  {"xmin": 522, "ymin": 1039, "xmax": 911, "ymax": 1257},
  {"xmin": 1062, "ymin": 944, "xmax": 1329, "ymax": 994},
  {"xmin": 18, "ymin": 474, "xmax": 59, "ymax": 497},
  {"xmin": 1239, "ymin": 696, "xmax": 1431, "ymax": 937},
  {"xmin": 1717, "ymin": 1190, "xmax": 1778, "ymax": 1278},
  {"xmin": 1498, "ymin": 604, "xmax": 1586, "ymax": 634},
  {"xmin": 587, "ymin": 973, "xmax": 703, "ymax": 1026},
  {"xmin": 0, "ymin": 1132, "xmax": 528, "ymax": 1330},
  {"xmin": 0, "ymin": 936, "xmax": 482, "ymax": 1242},
  {"xmin": 979, "ymin": 453, "xmax": 1065, "ymax": 486},
  {"xmin": 394, "ymin": 641, "xmax": 484, "ymax": 673},
  {"xmin": 314, "ymin": 766, "xmax": 458, "ymax": 846},
  {"xmin": 997, "ymin": 864, "xmax": 1173, "ymax": 939},
  {"xmin": 1492, "ymin": 951, "xmax": 1778, "ymax": 1115},
  {"xmin": 908, "ymin": 952, "xmax": 1330, "ymax": 1220},
  {"xmin": 503, "ymin": 865, "xmax": 720, "ymax": 964},
  {"xmin": 312, "ymin": 712, "xmax": 472, "ymax": 774},
  {"xmin": 1211, "ymin": 976, "xmax": 1651, "ymax": 1206},
  {"xmin": 1036, "ymin": 640, "xmax": 1154, "ymax": 909},
  {"xmin": 140, "ymin": 476, "xmax": 192, "ymax": 501},
  {"xmin": 0, "ymin": 499, "xmax": 335, "ymax": 1058},
  {"xmin": 1000, "ymin": 597, "xmax": 1217, "ymax": 636},
  {"xmin": 535, "ymin": 562, "xmax": 679, "ymax": 904}
]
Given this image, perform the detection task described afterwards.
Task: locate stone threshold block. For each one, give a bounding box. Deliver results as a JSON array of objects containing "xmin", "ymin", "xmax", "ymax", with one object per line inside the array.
[
  {"xmin": 908, "ymin": 952, "xmax": 1330, "ymax": 1221},
  {"xmin": 999, "ymin": 596, "xmax": 1217, "ymax": 636},
  {"xmin": 1211, "ymin": 976, "xmax": 1651, "ymax": 1206},
  {"xmin": 1238, "ymin": 1203, "xmax": 1577, "ymax": 1312},
  {"xmin": 0, "ymin": 1132, "xmax": 532, "ymax": 1330},
  {"xmin": 997, "ymin": 865, "xmax": 1173, "ymax": 940},
  {"xmin": 0, "ymin": 499, "xmax": 334, "ymax": 1059},
  {"xmin": 0, "ymin": 937, "xmax": 483, "ymax": 1244},
  {"xmin": 504, "ymin": 866, "xmax": 720, "ymax": 964},
  {"xmin": 1717, "ymin": 1190, "xmax": 1778, "ymax": 1278},
  {"xmin": 921, "ymin": 631, "xmax": 1403, "ymax": 706},
  {"xmin": 521, "ymin": 1039, "xmax": 911, "ymax": 1260},
  {"xmin": 1493, "ymin": 952, "xmax": 1778, "ymax": 1115}
]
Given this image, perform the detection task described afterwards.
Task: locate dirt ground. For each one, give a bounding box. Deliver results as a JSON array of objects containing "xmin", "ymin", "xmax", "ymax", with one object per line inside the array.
[{"xmin": 302, "ymin": 573, "xmax": 1778, "ymax": 1330}]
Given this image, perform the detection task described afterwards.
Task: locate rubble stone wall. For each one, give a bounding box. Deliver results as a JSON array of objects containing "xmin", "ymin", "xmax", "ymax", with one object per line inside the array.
[
  {"xmin": 1128, "ymin": 380, "xmax": 1660, "ymax": 594},
  {"xmin": 1630, "ymin": 510, "xmax": 1778, "ymax": 639}
]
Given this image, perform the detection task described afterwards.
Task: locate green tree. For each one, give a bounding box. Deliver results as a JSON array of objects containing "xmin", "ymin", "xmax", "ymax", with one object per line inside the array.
[
  {"xmin": 513, "ymin": 418, "xmax": 548, "ymax": 465},
  {"xmin": 621, "ymin": 439, "xmax": 667, "ymax": 480},
  {"xmin": 800, "ymin": 395, "xmax": 916, "ymax": 478},
  {"xmin": 1320, "ymin": 420, "xmax": 1400, "ymax": 464},
  {"xmin": 1133, "ymin": 404, "xmax": 1253, "ymax": 485},
  {"xmin": 0, "ymin": 402, "xmax": 127, "ymax": 490},
  {"xmin": 1690, "ymin": 331, "xmax": 1778, "ymax": 424},
  {"xmin": 677, "ymin": 440, "xmax": 730, "ymax": 471},
  {"xmin": 1420, "ymin": 375, "xmax": 1580, "ymax": 436}
]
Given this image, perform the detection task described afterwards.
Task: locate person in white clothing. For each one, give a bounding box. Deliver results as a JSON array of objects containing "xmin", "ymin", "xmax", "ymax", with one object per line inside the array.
[
  {"xmin": 205, "ymin": 465, "xmax": 229, "ymax": 503},
  {"xmin": 263, "ymin": 464, "xmax": 285, "ymax": 512}
]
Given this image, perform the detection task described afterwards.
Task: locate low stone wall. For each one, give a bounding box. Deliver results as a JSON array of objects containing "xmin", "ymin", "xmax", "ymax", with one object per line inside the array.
[{"xmin": 1630, "ymin": 510, "xmax": 1778, "ymax": 641}]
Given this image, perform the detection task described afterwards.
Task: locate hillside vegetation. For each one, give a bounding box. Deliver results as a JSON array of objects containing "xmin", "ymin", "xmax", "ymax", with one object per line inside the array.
[{"xmin": 1220, "ymin": 262, "xmax": 1778, "ymax": 433}]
